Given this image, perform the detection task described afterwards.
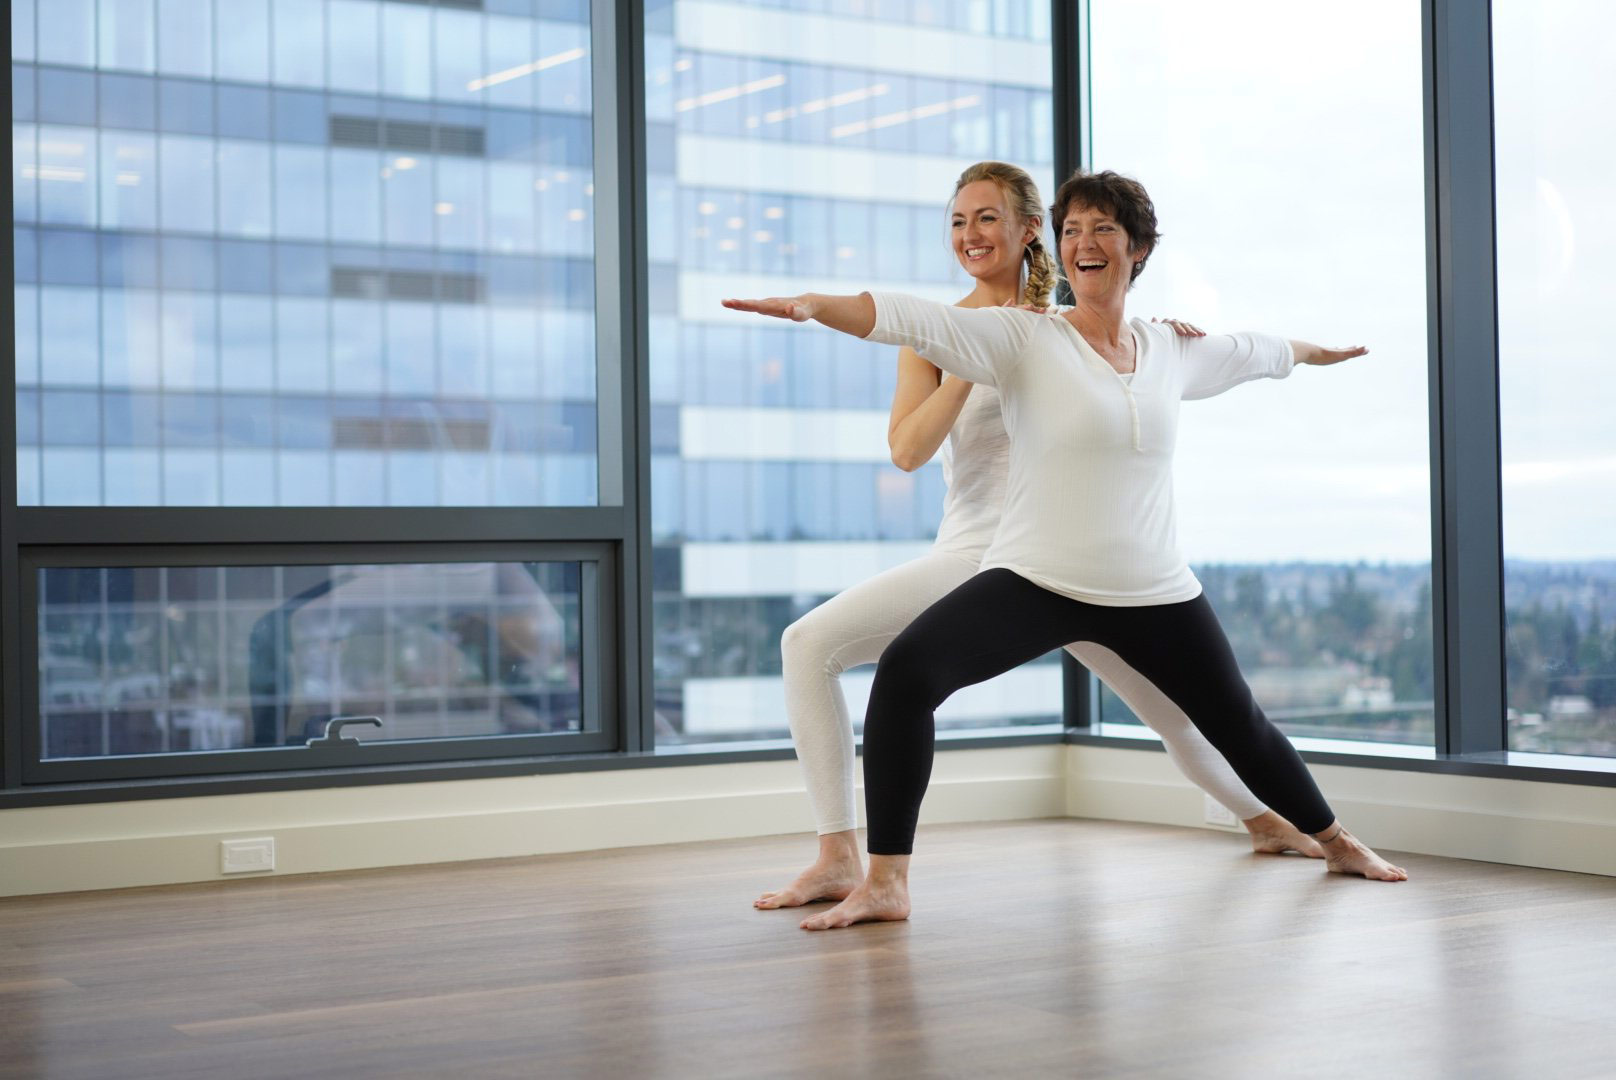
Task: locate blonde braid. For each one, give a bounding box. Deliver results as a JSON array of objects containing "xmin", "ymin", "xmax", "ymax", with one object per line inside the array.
[{"xmin": 1022, "ymin": 237, "xmax": 1057, "ymax": 309}]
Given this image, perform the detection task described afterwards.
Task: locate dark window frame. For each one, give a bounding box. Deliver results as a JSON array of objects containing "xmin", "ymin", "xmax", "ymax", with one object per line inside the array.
[
  {"xmin": 0, "ymin": 0, "xmax": 649, "ymax": 796},
  {"xmin": 0, "ymin": 0, "xmax": 1611, "ymax": 812}
]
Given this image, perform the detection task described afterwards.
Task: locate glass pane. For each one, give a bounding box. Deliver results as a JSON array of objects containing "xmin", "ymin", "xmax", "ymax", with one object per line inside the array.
[
  {"xmin": 1090, "ymin": 1, "xmax": 1434, "ymax": 747},
  {"xmin": 38, "ymin": 561, "xmax": 585, "ymax": 759},
  {"xmin": 646, "ymin": 1, "xmax": 1058, "ymax": 744},
  {"xmin": 1495, "ymin": 1, "xmax": 1616, "ymax": 758},
  {"xmin": 15, "ymin": 1, "xmax": 598, "ymax": 506}
]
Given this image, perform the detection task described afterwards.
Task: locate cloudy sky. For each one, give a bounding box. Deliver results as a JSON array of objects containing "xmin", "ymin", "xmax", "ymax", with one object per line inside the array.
[{"xmin": 1086, "ymin": 0, "xmax": 1612, "ymax": 564}]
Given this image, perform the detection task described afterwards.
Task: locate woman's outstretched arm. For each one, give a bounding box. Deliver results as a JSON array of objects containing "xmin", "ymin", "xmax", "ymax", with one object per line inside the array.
[
  {"xmin": 725, "ymin": 291, "xmax": 1039, "ymax": 388},
  {"xmin": 1289, "ymin": 341, "xmax": 1368, "ymax": 366},
  {"xmin": 1178, "ymin": 331, "xmax": 1369, "ymax": 401},
  {"xmin": 721, "ymin": 293, "xmax": 876, "ymax": 337}
]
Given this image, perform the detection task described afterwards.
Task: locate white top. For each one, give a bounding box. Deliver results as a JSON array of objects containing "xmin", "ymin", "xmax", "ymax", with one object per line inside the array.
[
  {"xmin": 932, "ymin": 378, "xmax": 1009, "ymax": 556},
  {"xmin": 868, "ymin": 292, "xmax": 1295, "ymax": 606}
]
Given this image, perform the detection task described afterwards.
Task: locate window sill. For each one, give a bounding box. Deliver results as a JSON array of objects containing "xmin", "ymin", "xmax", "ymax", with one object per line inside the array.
[
  {"xmin": 2, "ymin": 723, "xmax": 1610, "ymax": 810},
  {"xmin": 1065, "ymin": 727, "xmax": 1616, "ymax": 787}
]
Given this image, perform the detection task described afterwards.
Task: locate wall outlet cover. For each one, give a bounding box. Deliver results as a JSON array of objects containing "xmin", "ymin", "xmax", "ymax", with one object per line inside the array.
[{"xmin": 220, "ymin": 837, "xmax": 276, "ymax": 874}]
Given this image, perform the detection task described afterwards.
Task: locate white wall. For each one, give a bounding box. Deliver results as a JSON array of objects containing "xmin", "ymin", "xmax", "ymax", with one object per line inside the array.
[{"xmin": 2, "ymin": 744, "xmax": 1612, "ymax": 897}]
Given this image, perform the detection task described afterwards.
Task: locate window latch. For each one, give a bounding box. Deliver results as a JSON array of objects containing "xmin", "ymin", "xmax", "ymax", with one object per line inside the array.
[{"xmin": 306, "ymin": 715, "xmax": 384, "ymax": 749}]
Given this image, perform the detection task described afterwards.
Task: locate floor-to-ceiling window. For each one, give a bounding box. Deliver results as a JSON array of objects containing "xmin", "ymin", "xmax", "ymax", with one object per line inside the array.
[
  {"xmin": 1494, "ymin": 0, "xmax": 1616, "ymax": 759},
  {"xmin": 10, "ymin": 0, "xmax": 618, "ymax": 776},
  {"xmin": 1086, "ymin": 0, "xmax": 1434, "ymax": 751},
  {"xmin": 644, "ymin": 0, "xmax": 1059, "ymax": 745}
]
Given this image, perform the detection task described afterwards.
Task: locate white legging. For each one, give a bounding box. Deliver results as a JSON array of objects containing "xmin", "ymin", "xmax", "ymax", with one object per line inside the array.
[{"xmin": 781, "ymin": 549, "xmax": 1269, "ymax": 834}]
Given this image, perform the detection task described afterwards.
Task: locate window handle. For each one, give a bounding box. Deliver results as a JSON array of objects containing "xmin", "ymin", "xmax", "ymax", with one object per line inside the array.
[{"xmin": 306, "ymin": 715, "xmax": 383, "ymax": 749}]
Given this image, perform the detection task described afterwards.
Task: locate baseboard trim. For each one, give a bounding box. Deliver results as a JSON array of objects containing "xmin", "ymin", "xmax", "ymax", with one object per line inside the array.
[
  {"xmin": 1065, "ymin": 745, "xmax": 1616, "ymax": 878},
  {"xmin": 0, "ymin": 747, "xmax": 1066, "ymax": 897},
  {"xmin": 4, "ymin": 743, "xmax": 1613, "ymax": 896}
]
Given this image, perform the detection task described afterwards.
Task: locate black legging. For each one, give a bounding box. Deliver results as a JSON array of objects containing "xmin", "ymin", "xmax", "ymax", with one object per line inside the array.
[{"xmin": 862, "ymin": 568, "xmax": 1335, "ymax": 854}]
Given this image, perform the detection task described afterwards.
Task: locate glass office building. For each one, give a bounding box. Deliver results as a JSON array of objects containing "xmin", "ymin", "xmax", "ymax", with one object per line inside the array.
[
  {"xmin": 644, "ymin": 0, "xmax": 1062, "ymax": 741},
  {"xmin": 13, "ymin": 0, "xmax": 598, "ymax": 511}
]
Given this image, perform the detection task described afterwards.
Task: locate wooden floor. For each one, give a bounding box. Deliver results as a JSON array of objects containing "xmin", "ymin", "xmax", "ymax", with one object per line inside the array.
[{"xmin": 2, "ymin": 820, "xmax": 1614, "ymax": 1080}]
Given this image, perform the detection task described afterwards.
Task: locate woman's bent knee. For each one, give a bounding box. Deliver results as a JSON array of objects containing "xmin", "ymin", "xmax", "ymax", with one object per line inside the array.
[
  {"xmin": 869, "ymin": 634, "xmax": 948, "ymax": 709},
  {"xmin": 781, "ymin": 610, "xmax": 847, "ymax": 678}
]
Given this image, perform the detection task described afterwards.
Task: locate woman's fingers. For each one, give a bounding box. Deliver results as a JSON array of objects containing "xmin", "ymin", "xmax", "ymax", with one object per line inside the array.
[
  {"xmin": 1153, "ymin": 317, "xmax": 1206, "ymax": 337},
  {"xmin": 721, "ymin": 297, "xmax": 808, "ymax": 321}
]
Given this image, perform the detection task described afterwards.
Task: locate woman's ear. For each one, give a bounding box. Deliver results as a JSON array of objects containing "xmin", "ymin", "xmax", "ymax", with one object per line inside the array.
[{"xmin": 1023, "ymin": 216, "xmax": 1043, "ymax": 246}]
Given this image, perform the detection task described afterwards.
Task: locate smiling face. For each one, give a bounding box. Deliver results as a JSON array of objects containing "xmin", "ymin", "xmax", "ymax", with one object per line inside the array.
[
  {"xmin": 951, "ymin": 179, "xmax": 1035, "ymax": 285},
  {"xmin": 1059, "ymin": 202, "xmax": 1145, "ymax": 303}
]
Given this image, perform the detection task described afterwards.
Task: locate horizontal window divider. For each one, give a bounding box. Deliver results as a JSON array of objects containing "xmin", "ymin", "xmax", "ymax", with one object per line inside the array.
[
  {"xmin": 0, "ymin": 730, "xmax": 1070, "ymax": 809},
  {"xmin": 15, "ymin": 506, "xmax": 628, "ymax": 547},
  {"xmin": 5, "ymin": 730, "xmax": 1608, "ymax": 811}
]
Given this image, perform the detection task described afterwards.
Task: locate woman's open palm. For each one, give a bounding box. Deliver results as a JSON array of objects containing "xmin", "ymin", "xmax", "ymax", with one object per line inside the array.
[
  {"xmin": 722, "ymin": 296, "xmax": 812, "ymax": 322},
  {"xmin": 1311, "ymin": 345, "xmax": 1369, "ymax": 366}
]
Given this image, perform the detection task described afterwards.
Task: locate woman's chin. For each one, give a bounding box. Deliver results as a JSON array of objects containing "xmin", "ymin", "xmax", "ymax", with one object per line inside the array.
[
  {"xmin": 962, "ymin": 261, "xmax": 1010, "ymax": 283},
  {"xmin": 1067, "ymin": 276, "xmax": 1122, "ymax": 301}
]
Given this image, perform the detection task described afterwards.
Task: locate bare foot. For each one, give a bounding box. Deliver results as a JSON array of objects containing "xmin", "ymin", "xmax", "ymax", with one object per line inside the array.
[
  {"xmin": 1243, "ymin": 810, "xmax": 1326, "ymax": 859},
  {"xmin": 1319, "ymin": 825, "xmax": 1409, "ymax": 881},
  {"xmin": 800, "ymin": 876, "xmax": 911, "ymax": 931},
  {"xmin": 756, "ymin": 831, "xmax": 863, "ymax": 910},
  {"xmin": 754, "ymin": 860, "xmax": 862, "ymax": 909}
]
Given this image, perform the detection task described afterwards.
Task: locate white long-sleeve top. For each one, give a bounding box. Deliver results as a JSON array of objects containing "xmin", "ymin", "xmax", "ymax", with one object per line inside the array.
[{"xmin": 867, "ymin": 291, "xmax": 1295, "ymax": 606}]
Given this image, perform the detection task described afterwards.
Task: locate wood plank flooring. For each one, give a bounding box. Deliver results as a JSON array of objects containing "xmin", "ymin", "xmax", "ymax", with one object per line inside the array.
[{"xmin": 2, "ymin": 819, "xmax": 1614, "ymax": 1079}]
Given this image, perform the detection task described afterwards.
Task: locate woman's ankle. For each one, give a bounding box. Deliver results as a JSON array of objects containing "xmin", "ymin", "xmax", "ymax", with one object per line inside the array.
[
  {"xmin": 817, "ymin": 830, "xmax": 862, "ymax": 866},
  {"xmin": 864, "ymin": 853, "xmax": 911, "ymax": 886}
]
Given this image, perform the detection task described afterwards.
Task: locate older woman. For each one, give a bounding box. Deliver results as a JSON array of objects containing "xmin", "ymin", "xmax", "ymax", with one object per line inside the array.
[
  {"xmin": 758, "ymin": 161, "xmax": 1323, "ymax": 915},
  {"xmin": 725, "ymin": 169, "xmax": 1406, "ymax": 931}
]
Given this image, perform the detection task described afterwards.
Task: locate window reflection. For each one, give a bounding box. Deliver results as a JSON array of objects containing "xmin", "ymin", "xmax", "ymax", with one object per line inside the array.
[{"xmin": 38, "ymin": 562, "xmax": 584, "ymax": 759}]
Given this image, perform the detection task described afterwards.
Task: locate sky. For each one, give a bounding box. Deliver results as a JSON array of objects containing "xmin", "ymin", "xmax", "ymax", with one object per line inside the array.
[{"xmin": 1086, "ymin": 0, "xmax": 1613, "ymax": 563}]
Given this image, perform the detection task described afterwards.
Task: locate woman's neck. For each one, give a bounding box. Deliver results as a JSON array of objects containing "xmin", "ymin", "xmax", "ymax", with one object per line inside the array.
[
  {"xmin": 1064, "ymin": 293, "xmax": 1130, "ymax": 346},
  {"xmin": 959, "ymin": 273, "xmax": 1021, "ymax": 310}
]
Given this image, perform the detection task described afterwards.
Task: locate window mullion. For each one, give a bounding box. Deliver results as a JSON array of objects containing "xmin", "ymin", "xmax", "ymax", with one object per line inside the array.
[{"xmin": 1425, "ymin": 0, "xmax": 1506, "ymax": 756}]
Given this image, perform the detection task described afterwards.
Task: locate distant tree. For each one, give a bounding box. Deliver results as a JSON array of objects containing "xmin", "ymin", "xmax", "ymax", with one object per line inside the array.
[
  {"xmin": 1384, "ymin": 581, "xmax": 1433, "ymax": 702},
  {"xmin": 1234, "ymin": 570, "xmax": 1266, "ymax": 621}
]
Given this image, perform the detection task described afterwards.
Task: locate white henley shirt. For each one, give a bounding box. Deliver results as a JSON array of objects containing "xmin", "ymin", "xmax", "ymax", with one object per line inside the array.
[{"xmin": 866, "ymin": 291, "xmax": 1295, "ymax": 606}]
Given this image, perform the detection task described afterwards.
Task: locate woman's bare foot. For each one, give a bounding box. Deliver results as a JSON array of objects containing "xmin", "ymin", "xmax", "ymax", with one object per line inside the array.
[
  {"xmin": 755, "ymin": 830, "xmax": 863, "ymax": 909},
  {"xmin": 1316, "ymin": 822, "xmax": 1409, "ymax": 881},
  {"xmin": 1243, "ymin": 809, "xmax": 1326, "ymax": 858},
  {"xmin": 800, "ymin": 854, "xmax": 911, "ymax": 931}
]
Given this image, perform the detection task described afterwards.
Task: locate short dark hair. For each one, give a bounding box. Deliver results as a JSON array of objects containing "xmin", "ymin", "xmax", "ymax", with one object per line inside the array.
[{"xmin": 1049, "ymin": 170, "xmax": 1161, "ymax": 285}]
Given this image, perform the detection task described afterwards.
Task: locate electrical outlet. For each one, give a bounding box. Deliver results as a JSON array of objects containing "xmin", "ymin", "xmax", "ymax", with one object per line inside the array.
[
  {"xmin": 1203, "ymin": 796, "xmax": 1239, "ymax": 828},
  {"xmin": 221, "ymin": 837, "xmax": 276, "ymax": 874}
]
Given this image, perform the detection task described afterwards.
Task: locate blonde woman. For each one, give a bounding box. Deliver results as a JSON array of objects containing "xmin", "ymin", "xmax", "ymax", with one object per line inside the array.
[{"xmin": 755, "ymin": 162, "xmax": 1323, "ymax": 915}]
